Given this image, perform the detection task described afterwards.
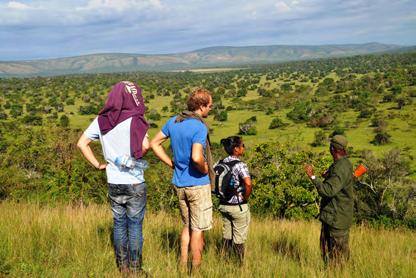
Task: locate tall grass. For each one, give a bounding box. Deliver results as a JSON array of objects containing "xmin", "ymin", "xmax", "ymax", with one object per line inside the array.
[{"xmin": 0, "ymin": 201, "xmax": 415, "ymax": 277}]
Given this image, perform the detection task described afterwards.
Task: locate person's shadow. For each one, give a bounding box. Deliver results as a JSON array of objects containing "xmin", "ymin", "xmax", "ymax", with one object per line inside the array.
[
  {"xmin": 96, "ymin": 222, "xmax": 118, "ymax": 267},
  {"xmin": 97, "ymin": 222, "xmax": 113, "ymax": 244},
  {"xmin": 159, "ymin": 227, "xmax": 224, "ymax": 259},
  {"xmin": 160, "ymin": 228, "xmax": 181, "ymax": 258},
  {"xmin": 272, "ymin": 234, "xmax": 302, "ymax": 262}
]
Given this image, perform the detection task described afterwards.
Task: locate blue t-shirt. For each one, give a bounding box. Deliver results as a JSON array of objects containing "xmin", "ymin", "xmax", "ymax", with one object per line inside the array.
[{"xmin": 161, "ymin": 116, "xmax": 210, "ymax": 187}]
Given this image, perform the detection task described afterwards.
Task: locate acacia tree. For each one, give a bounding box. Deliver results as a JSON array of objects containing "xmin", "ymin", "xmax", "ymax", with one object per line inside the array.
[{"xmin": 355, "ymin": 149, "xmax": 415, "ymax": 227}]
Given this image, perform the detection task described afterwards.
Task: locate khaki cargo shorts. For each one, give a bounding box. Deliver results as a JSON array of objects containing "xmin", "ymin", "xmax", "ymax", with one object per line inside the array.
[
  {"xmin": 219, "ymin": 204, "xmax": 250, "ymax": 244},
  {"xmin": 174, "ymin": 184, "xmax": 213, "ymax": 231}
]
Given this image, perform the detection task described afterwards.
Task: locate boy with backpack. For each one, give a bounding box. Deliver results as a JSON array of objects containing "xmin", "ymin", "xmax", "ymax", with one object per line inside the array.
[{"xmin": 213, "ymin": 136, "xmax": 252, "ymax": 265}]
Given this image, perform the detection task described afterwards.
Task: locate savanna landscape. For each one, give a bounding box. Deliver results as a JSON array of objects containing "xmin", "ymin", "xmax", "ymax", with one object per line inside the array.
[{"xmin": 1, "ymin": 49, "xmax": 416, "ymax": 277}]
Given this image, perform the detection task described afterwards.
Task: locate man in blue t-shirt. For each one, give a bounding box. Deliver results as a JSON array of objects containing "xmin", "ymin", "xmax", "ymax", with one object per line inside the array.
[{"xmin": 151, "ymin": 88, "xmax": 213, "ymax": 271}]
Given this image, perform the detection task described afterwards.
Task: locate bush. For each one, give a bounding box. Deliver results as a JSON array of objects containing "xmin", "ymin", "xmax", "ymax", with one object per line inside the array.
[
  {"xmin": 147, "ymin": 109, "xmax": 161, "ymax": 121},
  {"xmin": 287, "ymin": 101, "xmax": 312, "ymax": 123},
  {"xmin": 10, "ymin": 104, "xmax": 23, "ymax": 117},
  {"xmin": 66, "ymin": 98, "xmax": 75, "ymax": 105},
  {"xmin": 311, "ymin": 130, "xmax": 327, "ymax": 147},
  {"xmin": 239, "ymin": 123, "xmax": 257, "ymax": 135},
  {"xmin": 391, "ymin": 85, "xmax": 402, "ymax": 95},
  {"xmin": 247, "ymin": 142, "xmax": 330, "ymax": 219},
  {"xmin": 370, "ymin": 117, "xmax": 388, "ymax": 130},
  {"xmin": 358, "ymin": 107, "xmax": 375, "ymax": 119},
  {"xmin": 246, "ymin": 116, "xmax": 257, "ymax": 122},
  {"xmin": 331, "ymin": 126, "xmax": 345, "ymax": 136},
  {"xmin": 269, "ymin": 117, "xmax": 286, "ymax": 129},
  {"xmin": 280, "ymin": 83, "xmax": 292, "ymax": 92},
  {"xmin": 79, "ymin": 105, "xmax": 99, "ymax": 115},
  {"xmin": 396, "ymin": 98, "xmax": 406, "ymax": 109},
  {"xmin": 56, "ymin": 105, "xmax": 64, "ymax": 112},
  {"xmin": 149, "ymin": 122, "xmax": 158, "ymax": 128},
  {"xmin": 49, "ymin": 112, "xmax": 58, "ymax": 120},
  {"xmin": 265, "ymin": 108, "xmax": 274, "ymax": 115},
  {"xmin": 82, "ymin": 95, "xmax": 90, "ymax": 103},
  {"xmin": 372, "ymin": 132, "xmax": 391, "ymax": 145},
  {"xmin": 258, "ymin": 88, "xmax": 274, "ymax": 97},
  {"xmin": 237, "ymin": 88, "xmax": 247, "ymax": 97},
  {"xmin": 355, "ymin": 149, "xmax": 415, "ymax": 227},
  {"xmin": 43, "ymin": 106, "xmax": 53, "ymax": 114},
  {"xmin": 0, "ymin": 125, "xmax": 108, "ymax": 203},
  {"xmin": 309, "ymin": 114, "xmax": 335, "ymax": 128},
  {"xmin": 59, "ymin": 115, "xmax": 70, "ymax": 127},
  {"xmin": 214, "ymin": 110, "xmax": 228, "ymax": 122},
  {"xmin": 239, "ymin": 116, "xmax": 257, "ymax": 135},
  {"xmin": 22, "ymin": 114, "xmax": 43, "ymax": 126},
  {"xmin": 382, "ymin": 94, "xmax": 395, "ymax": 102}
]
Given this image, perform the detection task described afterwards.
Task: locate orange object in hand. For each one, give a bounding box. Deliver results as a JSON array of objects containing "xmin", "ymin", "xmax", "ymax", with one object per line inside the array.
[{"xmin": 353, "ymin": 164, "xmax": 368, "ymax": 177}]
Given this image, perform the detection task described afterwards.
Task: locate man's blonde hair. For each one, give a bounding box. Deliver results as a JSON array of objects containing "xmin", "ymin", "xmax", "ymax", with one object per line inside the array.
[{"xmin": 186, "ymin": 88, "xmax": 212, "ymax": 111}]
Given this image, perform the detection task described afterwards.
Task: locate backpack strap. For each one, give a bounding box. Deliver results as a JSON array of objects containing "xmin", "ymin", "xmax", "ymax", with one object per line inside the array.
[
  {"xmin": 223, "ymin": 159, "xmax": 241, "ymax": 168},
  {"xmin": 221, "ymin": 159, "xmax": 244, "ymax": 210}
]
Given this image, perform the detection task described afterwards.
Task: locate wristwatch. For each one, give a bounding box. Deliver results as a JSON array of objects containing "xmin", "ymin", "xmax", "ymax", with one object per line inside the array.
[{"xmin": 311, "ymin": 175, "xmax": 316, "ymax": 180}]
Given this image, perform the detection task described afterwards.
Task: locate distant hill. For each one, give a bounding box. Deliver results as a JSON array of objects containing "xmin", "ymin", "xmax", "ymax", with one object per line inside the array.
[{"xmin": 0, "ymin": 43, "xmax": 409, "ymax": 77}]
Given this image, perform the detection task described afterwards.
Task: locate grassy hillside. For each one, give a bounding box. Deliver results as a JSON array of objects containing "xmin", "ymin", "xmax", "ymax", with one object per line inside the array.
[
  {"xmin": 0, "ymin": 50, "xmax": 415, "ymax": 227},
  {"xmin": 0, "ymin": 202, "xmax": 414, "ymax": 277}
]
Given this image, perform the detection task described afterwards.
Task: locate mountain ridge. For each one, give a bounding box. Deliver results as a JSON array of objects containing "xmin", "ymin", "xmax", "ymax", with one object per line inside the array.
[{"xmin": 0, "ymin": 43, "xmax": 411, "ymax": 77}]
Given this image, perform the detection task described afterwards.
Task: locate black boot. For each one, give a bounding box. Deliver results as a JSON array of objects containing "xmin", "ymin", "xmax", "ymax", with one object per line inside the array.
[
  {"xmin": 222, "ymin": 239, "xmax": 233, "ymax": 259},
  {"xmin": 233, "ymin": 243, "xmax": 245, "ymax": 266}
]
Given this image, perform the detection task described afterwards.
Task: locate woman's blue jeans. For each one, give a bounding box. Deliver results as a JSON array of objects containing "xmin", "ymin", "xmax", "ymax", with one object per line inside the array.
[{"xmin": 108, "ymin": 183, "xmax": 147, "ymax": 270}]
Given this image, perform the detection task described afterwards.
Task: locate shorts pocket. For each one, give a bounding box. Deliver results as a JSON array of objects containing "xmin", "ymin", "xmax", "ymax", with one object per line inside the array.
[{"xmin": 198, "ymin": 203, "xmax": 213, "ymax": 230}]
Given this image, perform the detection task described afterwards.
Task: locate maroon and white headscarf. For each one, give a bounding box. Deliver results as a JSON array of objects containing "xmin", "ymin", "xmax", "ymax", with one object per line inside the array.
[{"xmin": 98, "ymin": 81, "xmax": 149, "ymax": 159}]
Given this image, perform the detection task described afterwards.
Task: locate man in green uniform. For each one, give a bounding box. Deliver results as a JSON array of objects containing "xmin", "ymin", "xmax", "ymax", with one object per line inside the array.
[{"xmin": 304, "ymin": 135, "xmax": 354, "ymax": 266}]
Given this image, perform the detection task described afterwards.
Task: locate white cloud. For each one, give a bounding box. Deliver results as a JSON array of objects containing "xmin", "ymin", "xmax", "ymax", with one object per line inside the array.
[
  {"xmin": 272, "ymin": 0, "xmax": 320, "ymax": 17},
  {"xmin": 149, "ymin": 0, "xmax": 163, "ymax": 9},
  {"xmin": 7, "ymin": 1, "xmax": 30, "ymax": 9},
  {"xmin": 275, "ymin": 1, "xmax": 291, "ymax": 13},
  {"xmin": 0, "ymin": 0, "xmax": 415, "ymax": 60},
  {"xmin": 77, "ymin": 0, "xmax": 164, "ymax": 12},
  {"xmin": 0, "ymin": 0, "xmax": 166, "ymax": 27}
]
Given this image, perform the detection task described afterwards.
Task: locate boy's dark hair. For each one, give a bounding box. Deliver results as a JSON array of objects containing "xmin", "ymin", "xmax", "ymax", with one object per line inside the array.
[{"xmin": 220, "ymin": 136, "xmax": 243, "ymax": 155}]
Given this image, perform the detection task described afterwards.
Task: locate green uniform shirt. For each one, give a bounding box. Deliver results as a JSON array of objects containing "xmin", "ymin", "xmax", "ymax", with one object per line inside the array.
[{"xmin": 313, "ymin": 157, "xmax": 354, "ymax": 230}]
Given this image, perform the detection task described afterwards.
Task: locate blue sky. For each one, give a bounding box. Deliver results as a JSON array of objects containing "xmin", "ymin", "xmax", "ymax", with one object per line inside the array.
[{"xmin": 0, "ymin": 0, "xmax": 415, "ymax": 61}]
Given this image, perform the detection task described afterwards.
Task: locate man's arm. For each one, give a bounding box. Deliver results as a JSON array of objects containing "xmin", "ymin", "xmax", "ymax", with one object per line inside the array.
[
  {"xmin": 150, "ymin": 131, "xmax": 174, "ymax": 168},
  {"xmin": 313, "ymin": 174, "xmax": 344, "ymax": 198},
  {"xmin": 77, "ymin": 134, "xmax": 106, "ymax": 170},
  {"xmin": 305, "ymin": 163, "xmax": 344, "ymax": 198},
  {"xmin": 191, "ymin": 143, "xmax": 208, "ymax": 174}
]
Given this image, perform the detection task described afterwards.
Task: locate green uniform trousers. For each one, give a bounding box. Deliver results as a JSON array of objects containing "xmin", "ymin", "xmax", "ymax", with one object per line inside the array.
[{"xmin": 320, "ymin": 222, "xmax": 350, "ymax": 266}]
